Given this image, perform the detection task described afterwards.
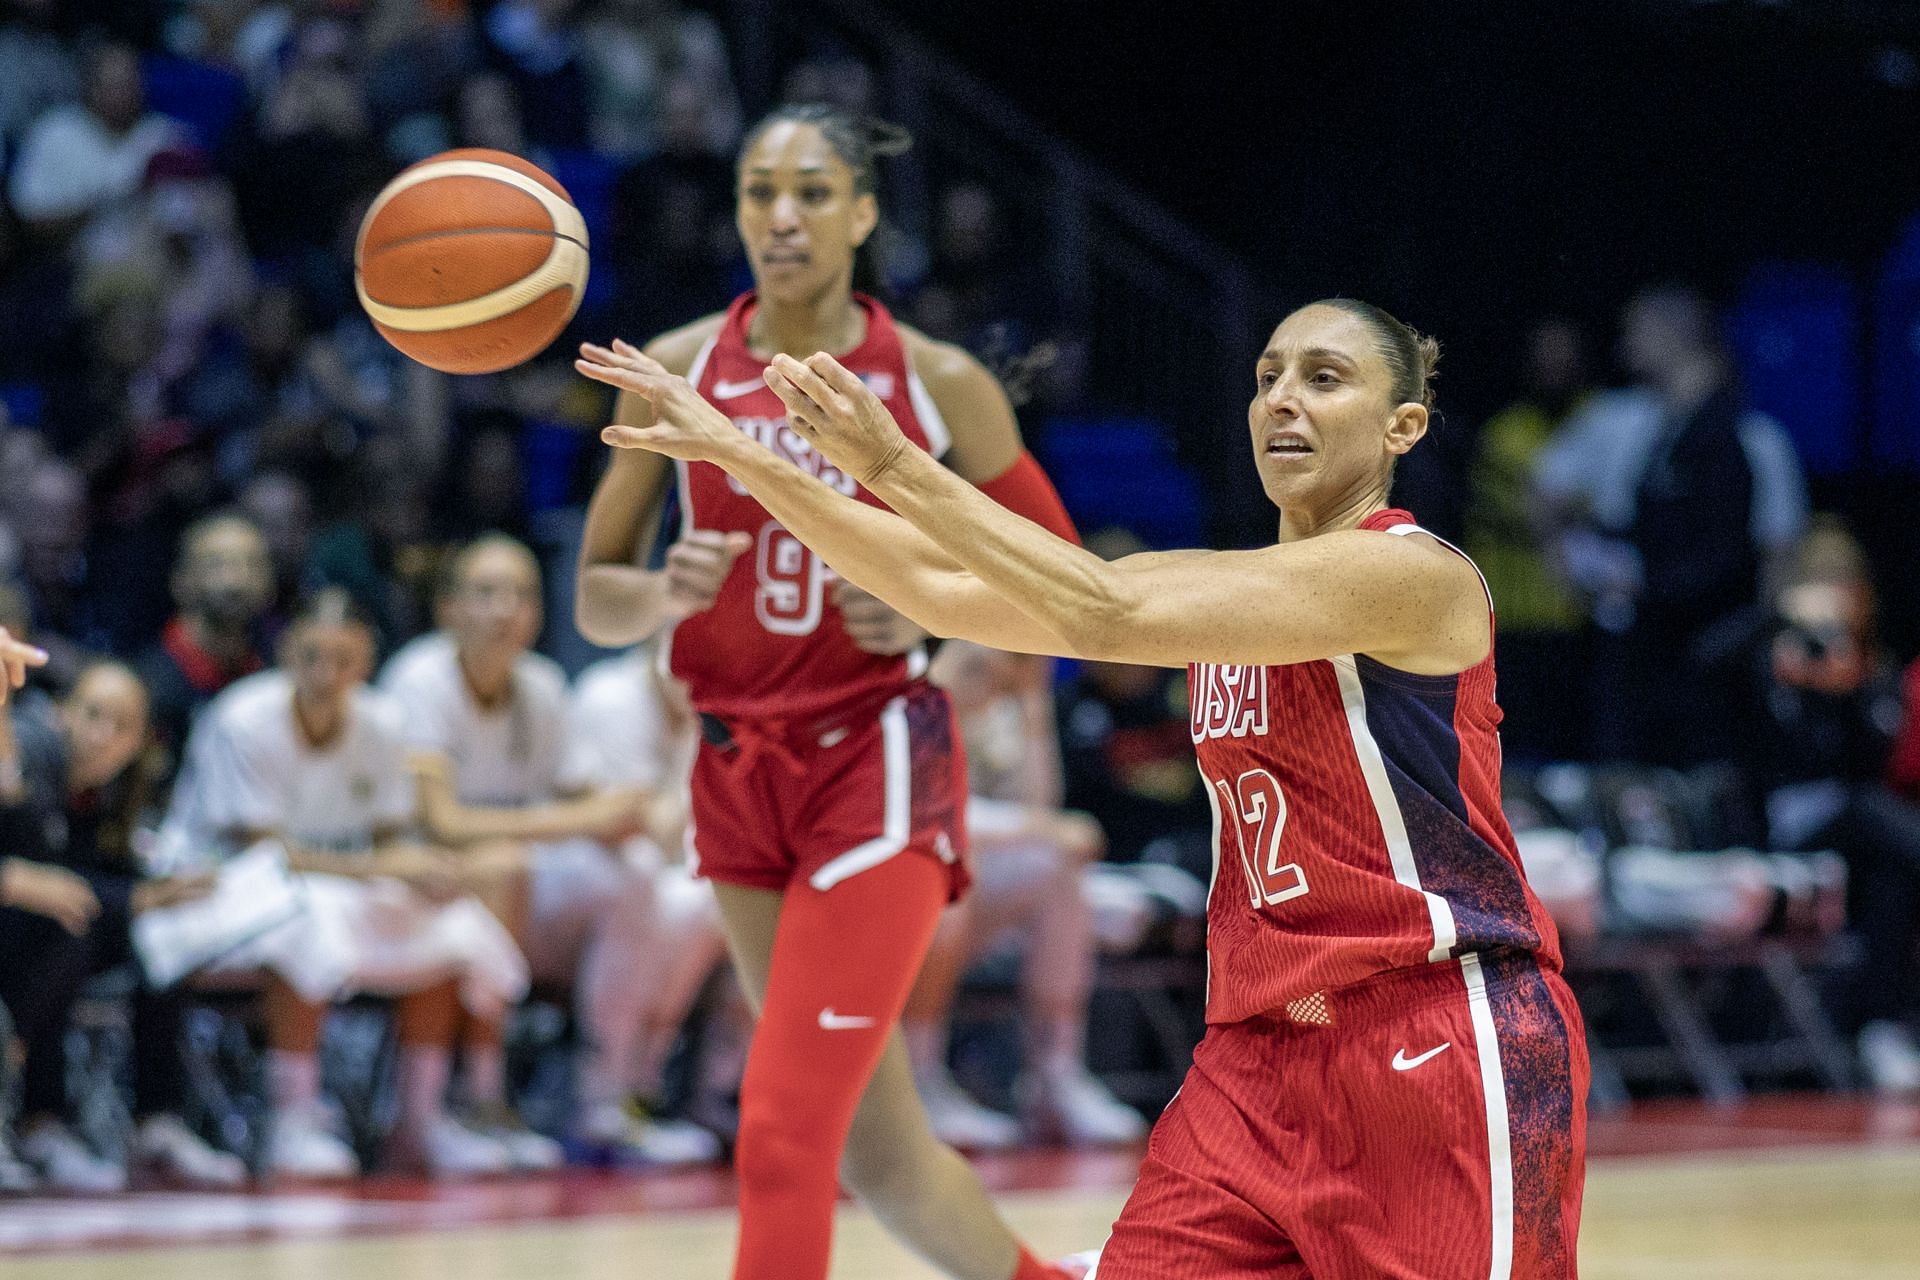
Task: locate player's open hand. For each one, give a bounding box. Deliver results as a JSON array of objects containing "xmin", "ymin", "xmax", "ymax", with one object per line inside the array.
[
  {"xmin": 765, "ymin": 353, "xmax": 913, "ymax": 487},
  {"xmin": 577, "ymin": 339, "xmax": 739, "ymax": 463},
  {"xmin": 0, "ymin": 626, "xmax": 49, "ymax": 705}
]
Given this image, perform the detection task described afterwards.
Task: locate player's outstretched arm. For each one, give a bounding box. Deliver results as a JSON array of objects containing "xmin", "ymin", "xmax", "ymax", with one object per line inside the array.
[
  {"xmin": 575, "ymin": 341, "xmax": 1080, "ymax": 657},
  {"xmin": 764, "ymin": 353, "xmax": 1491, "ymax": 673}
]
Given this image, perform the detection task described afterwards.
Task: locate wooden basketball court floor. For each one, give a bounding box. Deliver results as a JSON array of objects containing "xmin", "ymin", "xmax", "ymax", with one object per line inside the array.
[{"xmin": 4, "ymin": 1096, "xmax": 1917, "ymax": 1279}]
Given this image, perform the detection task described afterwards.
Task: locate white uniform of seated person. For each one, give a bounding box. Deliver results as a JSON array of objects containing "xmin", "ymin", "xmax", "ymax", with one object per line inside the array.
[
  {"xmin": 151, "ymin": 589, "xmax": 527, "ymax": 1178},
  {"xmin": 379, "ymin": 535, "xmax": 719, "ymax": 1163}
]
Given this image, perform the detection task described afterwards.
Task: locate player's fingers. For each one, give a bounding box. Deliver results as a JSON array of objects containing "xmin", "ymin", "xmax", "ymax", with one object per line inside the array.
[
  {"xmin": 608, "ymin": 338, "xmax": 669, "ymax": 374},
  {"xmin": 678, "ymin": 528, "xmax": 739, "ymax": 552},
  {"xmin": 600, "ymin": 424, "xmax": 661, "ymax": 450},
  {"xmin": 769, "ymin": 354, "xmax": 844, "ymax": 416},
  {"xmin": 807, "ymin": 353, "xmax": 869, "ymax": 401},
  {"xmin": 577, "ymin": 357, "xmax": 659, "ymax": 399},
  {"xmin": 763, "ymin": 366, "xmax": 828, "ymax": 424},
  {"xmin": 721, "ymin": 530, "xmax": 754, "ymax": 557}
]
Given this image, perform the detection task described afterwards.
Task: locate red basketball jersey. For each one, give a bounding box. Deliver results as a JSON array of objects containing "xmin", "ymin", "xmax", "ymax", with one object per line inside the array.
[
  {"xmin": 1190, "ymin": 508, "xmax": 1563, "ymax": 1025},
  {"xmin": 665, "ymin": 293, "xmax": 950, "ymax": 719}
]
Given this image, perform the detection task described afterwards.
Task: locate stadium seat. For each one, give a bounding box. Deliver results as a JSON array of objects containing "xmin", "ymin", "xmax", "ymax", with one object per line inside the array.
[
  {"xmin": 139, "ymin": 55, "xmax": 247, "ymax": 153},
  {"xmin": 1872, "ymin": 214, "xmax": 1920, "ymax": 469}
]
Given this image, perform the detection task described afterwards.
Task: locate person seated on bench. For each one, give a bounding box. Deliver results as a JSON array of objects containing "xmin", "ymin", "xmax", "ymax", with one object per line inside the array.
[
  {"xmin": 152, "ymin": 588, "xmax": 530, "ymax": 1178},
  {"xmin": 0, "ymin": 662, "xmax": 244, "ymax": 1190}
]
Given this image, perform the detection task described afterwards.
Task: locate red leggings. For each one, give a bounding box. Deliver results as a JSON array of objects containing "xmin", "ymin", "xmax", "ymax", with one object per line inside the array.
[{"xmin": 732, "ymin": 851, "xmax": 948, "ymax": 1280}]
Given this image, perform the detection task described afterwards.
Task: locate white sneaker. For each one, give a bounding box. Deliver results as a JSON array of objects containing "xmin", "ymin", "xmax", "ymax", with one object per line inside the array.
[
  {"xmin": 17, "ymin": 1120, "xmax": 127, "ymax": 1193},
  {"xmin": 1858, "ymin": 1021, "xmax": 1920, "ymax": 1094},
  {"xmin": 132, "ymin": 1114, "xmax": 248, "ymax": 1187},
  {"xmin": 403, "ymin": 1116, "xmax": 511, "ymax": 1178},
  {"xmin": 1024, "ymin": 1068, "xmax": 1148, "ymax": 1146},
  {"xmin": 915, "ymin": 1068, "xmax": 1022, "ymax": 1151},
  {"xmin": 574, "ymin": 1102, "xmax": 722, "ymax": 1166},
  {"xmin": 466, "ymin": 1106, "xmax": 563, "ymax": 1171},
  {"xmin": 267, "ymin": 1105, "xmax": 360, "ymax": 1179}
]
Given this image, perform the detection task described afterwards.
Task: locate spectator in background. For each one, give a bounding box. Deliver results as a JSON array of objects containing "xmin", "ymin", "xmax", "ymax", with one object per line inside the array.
[
  {"xmin": 568, "ymin": 640, "xmax": 735, "ymax": 1162},
  {"xmin": 481, "ymin": 0, "xmax": 589, "ymax": 150},
  {"xmin": 231, "ymin": 18, "xmax": 381, "ymax": 271},
  {"xmin": 909, "ymin": 640, "xmax": 1147, "ymax": 1149},
  {"xmin": 580, "ymin": 0, "xmax": 741, "ymax": 161},
  {"xmin": 927, "ymin": 182, "xmax": 1036, "ymax": 353},
  {"xmin": 1733, "ymin": 519, "xmax": 1920, "ymax": 1092},
  {"xmin": 0, "ymin": 0, "xmax": 80, "ymax": 146},
  {"xmin": 154, "ymin": 588, "xmax": 529, "ymax": 1178},
  {"xmin": 609, "ymin": 75, "xmax": 741, "ymax": 340},
  {"xmin": 1055, "ymin": 530, "xmax": 1214, "ymax": 876},
  {"xmin": 8, "ymin": 41, "xmax": 183, "ymax": 233},
  {"xmin": 14, "ymin": 456, "xmax": 105, "ymax": 681},
  {"xmin": 308, "ymin": 435, "xmax": 441, "ymax": 645},
  {"xmin": 381, "ymin": 535, "xmax": 702, "ymax": 1167},
  {"xmin": 1462, "ymin": 318, "xmax": 1592, "ymax": 761},
  {"xmin": 1535, "ymin": 285, "xmax": 1809, "ymax": 764},
  {"xmin": 134, "ymin": 513, "xmax": 273, "ymax": 775},
  {"xmin": 433, "ymin": 420, "xmax": 531, "ymax": 545},
  {"xmin": 0, "ymin": 662, "xmax": 244, "ymax": 1191},
  {"xmin": 238, "ymin": 469, "xmax": 314, "ymax": 627}
]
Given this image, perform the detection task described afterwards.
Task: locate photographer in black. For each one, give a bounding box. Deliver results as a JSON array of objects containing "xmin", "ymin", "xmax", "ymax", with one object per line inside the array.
[{"xmin": 1732, "ymin": 520, "xmax": 1920, "ymax": 1092}]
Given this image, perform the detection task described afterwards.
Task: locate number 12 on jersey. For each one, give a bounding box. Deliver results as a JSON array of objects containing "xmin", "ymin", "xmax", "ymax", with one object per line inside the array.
[{"xmin": 1212, "ymin": 767, "xmax": 1310, "ymax": 908}]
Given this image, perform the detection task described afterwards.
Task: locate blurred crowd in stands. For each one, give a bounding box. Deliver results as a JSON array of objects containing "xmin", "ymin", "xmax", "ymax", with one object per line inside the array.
[{"xmin": 1, "ymin": 0, "xmax": 1919, "ymax": 1196}]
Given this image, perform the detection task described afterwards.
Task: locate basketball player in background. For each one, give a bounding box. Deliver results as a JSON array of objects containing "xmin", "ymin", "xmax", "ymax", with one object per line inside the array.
[
  {"xmin": 575, "ymin": 105, "xmax": 1088, "ymax": 1280},
  {"xmin": 579, "ymin": 297, "xmax": 1588, "ymax": 1278},
  {"xmin": 380, "ymin": 535, "xmax": 715, "ymax": 1166}
]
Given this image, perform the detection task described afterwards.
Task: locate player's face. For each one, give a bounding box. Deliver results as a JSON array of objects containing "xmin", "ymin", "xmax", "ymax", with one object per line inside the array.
[
  {"xmin": 736, "ymin": 123, "xmax": 878, "ymax": 305},
  {"xmin": 449, "ymin": 544, "xmax": 542, "ymax": 658},
  {"xmin": 61, "ymin": 666, "xmax": 149, "ymax": 789},
  {"xmin": 1248, "ymin": 305, "xmax": 1427, "ymax": 515},
  {"xmin": 282, "ymin": 621, "xmax": 373, "ymax": 709}
]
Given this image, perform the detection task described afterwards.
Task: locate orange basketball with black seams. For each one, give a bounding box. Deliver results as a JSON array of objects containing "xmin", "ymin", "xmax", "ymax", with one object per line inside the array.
[{"xmin": 355, "ymin": 148, "xmax": 589, "ymax": 375}]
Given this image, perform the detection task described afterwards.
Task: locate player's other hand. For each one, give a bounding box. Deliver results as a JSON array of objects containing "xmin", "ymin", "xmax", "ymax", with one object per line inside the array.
[
  {"xmin": 834, "ymin": 579, "xmax": 930, "ymax": 656},
  {"xmin": 663, "ymin": 528, "xmax": 754, "ymax": 620},
  {"xmin": 0, "ymin": 626, "xmax": 49, "ymax": 705},
  {"xmin": 765, "ymin": 352, "xmax": 912, "ymax": 487},
  {"xmin": 578, "ymin": 340, "xmax": 739, "ymax": 462}
]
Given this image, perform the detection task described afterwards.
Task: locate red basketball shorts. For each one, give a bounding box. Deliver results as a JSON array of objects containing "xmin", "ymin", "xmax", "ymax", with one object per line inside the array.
[
  {"xmin": 686, "ymin": 682, "xmax": 972, "ymax": 900},
  {"xmin": 1091, "ymin": 950, "xmax": 1588, "ymax": 1280}
]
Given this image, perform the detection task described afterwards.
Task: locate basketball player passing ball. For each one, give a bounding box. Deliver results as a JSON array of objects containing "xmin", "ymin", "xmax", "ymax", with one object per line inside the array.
[
  {"xmin": 579, "ymin": 298, "xmax": 1590, "ymax": 1279},
  {"xmin": 575, "ymin": 106, "xmax": 1086, "ymax": 1280}
]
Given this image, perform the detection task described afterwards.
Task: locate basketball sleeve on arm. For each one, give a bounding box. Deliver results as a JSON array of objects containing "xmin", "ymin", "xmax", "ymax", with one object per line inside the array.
[{"xmin": 975, "ymin": 450, "xmax": 1080, "ymax": 546}]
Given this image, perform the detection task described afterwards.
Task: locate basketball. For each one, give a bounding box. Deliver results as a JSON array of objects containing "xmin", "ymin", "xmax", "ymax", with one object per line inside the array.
[{"xmin": 354, "ymin": 149, "xmax": 589, "ymax": 375}]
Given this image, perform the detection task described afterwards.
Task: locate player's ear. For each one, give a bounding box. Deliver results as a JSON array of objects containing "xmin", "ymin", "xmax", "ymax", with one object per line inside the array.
[
  {"xmin": 850, "ymin": 191, "xmax": 878, "ymax": 249},
  {"xmin": 1384, "ymin": 402, "xmax": 1428, "ymax": 456}
]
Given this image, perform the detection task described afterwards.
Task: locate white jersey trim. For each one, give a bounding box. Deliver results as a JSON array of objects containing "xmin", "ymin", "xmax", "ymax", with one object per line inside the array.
[
  {"xmin": 808, "ymin": 696, "xmax": 910, "ymax": 890},
  {"xmin": 905, "ymin": 369, "xmax": 953, "ymax": 460},
  {"xmin": 1199, "ymin": 761, "xmax": 1224, "ymax": 1008},
  {"xmin": 1461, "ymin": 952, "xmax": 1515, "ymax": 1280},
  {"xmin": 1385, "ymin": 521, "xmax": 1494, "ymax": 614},
  {"xmin": 1331, "ymin": 654, "xmax": 1459, "ymax": 963}
]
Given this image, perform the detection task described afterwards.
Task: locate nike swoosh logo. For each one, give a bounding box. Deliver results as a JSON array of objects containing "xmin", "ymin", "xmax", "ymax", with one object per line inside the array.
[
  {"xmin": 711, "ymin": 377, "xmax": 768, "ymax": 400},
  {"xmin": 818, "ymin": 1008, "xmax": 877, "ymax": 1031},
  {"xmin": 1391, "ymin": 1042, "xmax": 1451, "ymax": 1071},
  {"xmin": 818, "ymin": 727, "xmax": 850, "ymax": 748}
]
